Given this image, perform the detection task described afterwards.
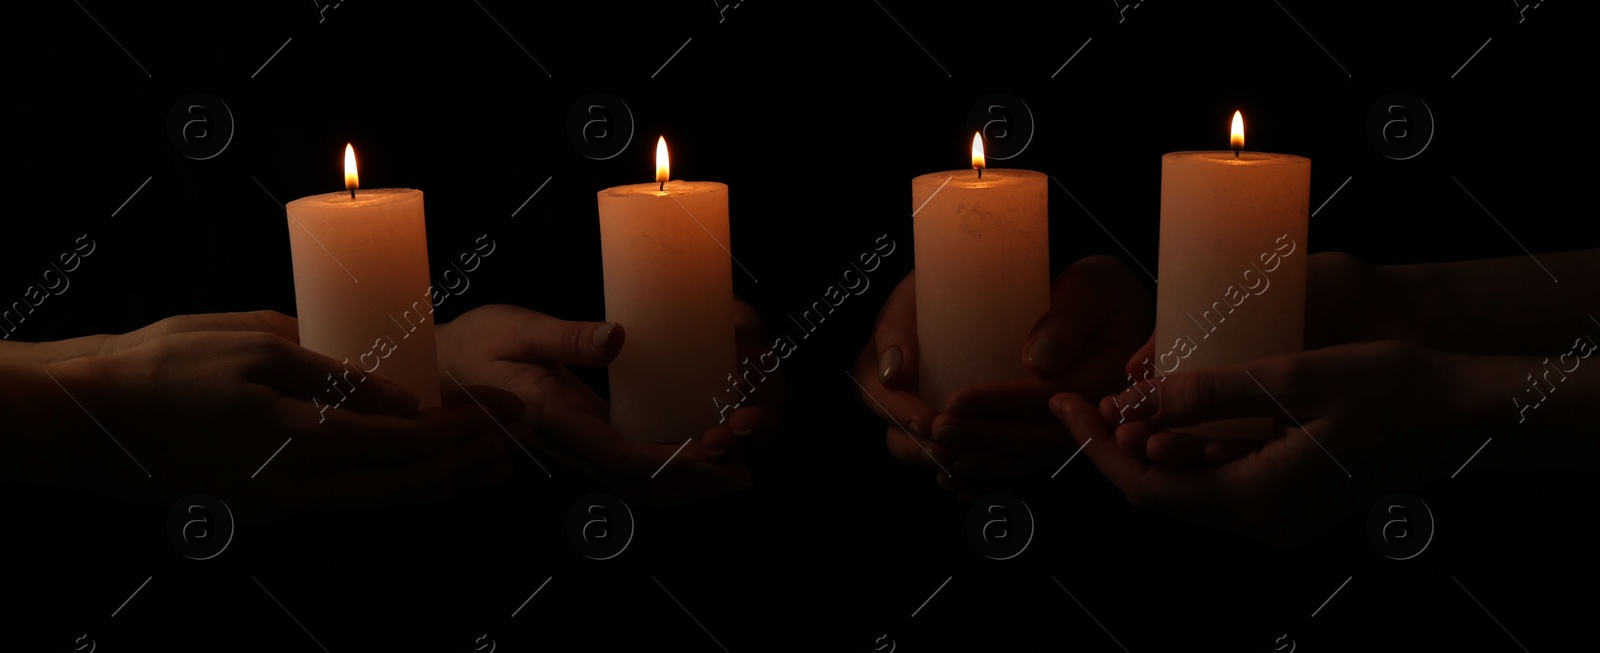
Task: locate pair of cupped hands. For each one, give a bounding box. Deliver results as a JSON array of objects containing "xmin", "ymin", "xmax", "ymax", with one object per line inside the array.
[
  {"xmin": 856, "ymin": 254, "xmax": 1488, "ymax": 547},
  {"xmin": 21, "ymin": 303, "xmax": 777, "ymax": 522}
]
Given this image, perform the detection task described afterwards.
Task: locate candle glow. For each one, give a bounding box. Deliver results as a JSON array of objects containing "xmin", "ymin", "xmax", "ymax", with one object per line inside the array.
[
  {"xmin": 971, "ymin": 132, "xmax": 986, "ymax": 176},
  {"xmin": 344, "ymin": 143, "xmax": 359, "ymax": 196},
  {"xmin": 655, "ymin": 136, "xmax": 670, "ymax": 190},
  {"xmin": 1230, "ymin": 111, "xmax": 1245, "ymax": 155}
]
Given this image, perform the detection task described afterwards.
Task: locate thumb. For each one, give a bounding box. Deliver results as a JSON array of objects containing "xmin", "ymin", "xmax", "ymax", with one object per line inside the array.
[{"xmin": 503, "ymin": 309, "xmax": 625, "ymax": 367}]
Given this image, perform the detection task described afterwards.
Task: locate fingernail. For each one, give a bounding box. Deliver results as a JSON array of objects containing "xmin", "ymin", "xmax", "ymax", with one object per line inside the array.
[
  {"xmin": 1049, "ymin": 394, "xmax": 1070, "ymax": 414},
  {"xmin": 933, "ymin": 423, "xmax": 965, "ymax": 444},
  {"xmin": 732, "ymin": 425, "xmax": 753, "ymax": 437},
  {"xmin": 906, "ymin": 420, "xmax": 925, "ymax": 439},
  {"xmin": 593, "ymin": 322, "xmax": 617, "ymax": 349},
  {"xmin": 880, "ymin": 346, "xmax": 903, "ymax": 384},
  {"xmin": 936, "ymin": 473, "xmax": 953, "ymax": 489},
  {"xmin": 1025, "ymin": 337, "xmax": 1064, "ymax": 375},
  {"xmin": 377, "ymin": 381, "xmax": 419, "ymax": 415},
  {"xmin": 706, "ymin": 443, "xmax": 726, "ymax": 455}
]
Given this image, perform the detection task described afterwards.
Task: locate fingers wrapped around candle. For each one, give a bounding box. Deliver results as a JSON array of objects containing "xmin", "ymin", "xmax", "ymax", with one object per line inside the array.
[
  {"xmin": 855, "ymin": 344, "xmax": 938, "ymax": 461},
  {"xmin": 871, "ymin": 271, "xmax": 920, "ymax": 388}
]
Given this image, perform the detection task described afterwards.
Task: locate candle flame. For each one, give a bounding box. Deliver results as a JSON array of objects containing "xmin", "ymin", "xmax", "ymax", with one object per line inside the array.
[
  {"xmin": 1230, "ymin": 111, "xmax": 1244, "ymax": 152},
  {"xmin": 655, "ymin": 136, "xmax": 669, "ymax": 186},
  {"xmin": 971, "ymin": 132, "xmax": 986, "ymax": 170},
  {"xmin": 344, "ymin": 143, "xmax": 359, "ymax": 193}
]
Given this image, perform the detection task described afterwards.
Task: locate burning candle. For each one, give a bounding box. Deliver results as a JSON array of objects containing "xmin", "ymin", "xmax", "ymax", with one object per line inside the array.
[
  {"xmin": 912, "ymin": 133, "xmax": 1051, "ymax": 411},
  {"xmin": 285, "ymin": 144, "xmax": 442, "ymax": 408},
  {"xmin": 597, "ymin": 137, "xmax": 736, "ymax": 442},
  {"xmin": 1152, "ymin": 111, "xmax": 1310, "ymax": 438}
]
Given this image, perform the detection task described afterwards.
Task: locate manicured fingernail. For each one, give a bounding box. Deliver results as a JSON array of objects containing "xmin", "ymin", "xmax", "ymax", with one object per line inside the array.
[
  {"xmin": 880, "ymin": 346, "xmax": 903, "ymax": 384},
  {"xmin": 593, "ymin": 322, "xmax": 617, "ymax": 349},
  {"xmin": 1025, "ymin": 337, "xmax": 1064, "ymax": 375},
  {"xmin": 905, "ymin": 420, "xmax": 925, "ymax": 439},
  {"xmin": 933, "ymin": 423, "xmax": 965, "ymax": 444},
  {"xmin": 377, "ymin": 381, "xmax": 419, "ymax": 415}
]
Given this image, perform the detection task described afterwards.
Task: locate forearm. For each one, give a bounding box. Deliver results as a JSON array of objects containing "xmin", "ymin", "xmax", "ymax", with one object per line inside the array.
[
  {"xmin": 1393, "ymin": 249, "xmax": 1599, "ymax": 355},
  {"xmin": 1455, "ymin": 350, "xmax": 1600, "ymax": 472}
]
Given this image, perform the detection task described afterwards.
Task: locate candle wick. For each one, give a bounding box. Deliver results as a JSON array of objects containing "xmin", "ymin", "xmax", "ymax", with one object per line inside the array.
[
  {"xmin": 350, "ymin": 188, "xmax": 356, "ymax": 199},
  {"xmin": 977, "ymin": 168, "xmax": 983, "ymax": 179},
  {"xmin": 659, "ymin": 181, "xmax": 664, "ymax": 192},
  {"xmin": 1233, "ymin": 146, "xmax": 1240, "ymax": 159}
]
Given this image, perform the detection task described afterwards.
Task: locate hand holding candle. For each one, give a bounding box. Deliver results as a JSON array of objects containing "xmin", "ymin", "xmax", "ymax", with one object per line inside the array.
[
  {"xmin": 1145, "ymin": 112, "xmax": 1310, "ymax": 439},
  {"xmin": 911, "ymin": 133, "xmax": 1050, "ymax": 411},
  {"xmin": 597, "ymin": 137, "xmax": 736, "ymax": 442},
  {"xmin": 285, "ymin": 144, "xmax": 443, "ymax": 409}
]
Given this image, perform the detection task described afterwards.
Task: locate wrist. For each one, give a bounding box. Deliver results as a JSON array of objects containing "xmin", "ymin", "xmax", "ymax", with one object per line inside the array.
[{"xmin": 1452, "ymin": 351, "xmax": 1599, "ymax": 471}]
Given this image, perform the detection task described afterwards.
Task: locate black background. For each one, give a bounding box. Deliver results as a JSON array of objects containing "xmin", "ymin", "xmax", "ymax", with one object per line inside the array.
[{"xmin": 7, "ymin": 1, "xmax": 1594, "ymax": 651}]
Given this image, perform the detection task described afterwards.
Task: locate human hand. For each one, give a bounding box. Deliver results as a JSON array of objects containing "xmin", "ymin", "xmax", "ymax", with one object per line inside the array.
[
  {"xmin": 852, "ymin": 270, "xmax": 943, "ymax": 473},
  {"xmin": 18, "ymin": 328, "xmax": 522, "ymax": 522},
  {"xmin": 10, "ymin": 310, "xmax": 302, "ymax": 365},
  {"xmin": 1056, "ymin": 340, "xmax": 1484, "ymax": 547},
  {"xmin": 929, "ymin": 255, "xmax": 1154, "ymax": 501},
  {"xmin": 437, "ymin": 302, "xmax": 782, "ymax": 505}
]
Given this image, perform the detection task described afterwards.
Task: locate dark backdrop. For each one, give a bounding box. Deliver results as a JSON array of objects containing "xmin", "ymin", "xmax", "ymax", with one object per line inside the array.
[{"xmin": 8, "ymin": 1, "xmax": 1593, "ymax": 651}]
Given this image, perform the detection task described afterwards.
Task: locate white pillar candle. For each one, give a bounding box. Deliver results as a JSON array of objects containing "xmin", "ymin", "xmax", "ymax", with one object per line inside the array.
[
  {"xmin": 285, "ymin": 144, "xmax": 442, "ymax": 409},
  {"xmin": 912, "ymin": 134, "xmax": 1050, "ymax": 411},
  {"xmin": 597, "ymin": 137, "xmax": 735, "ymax": 442},
  {"xmin": 1152, "ymin": 112, "xmax": 1310, "ymax": 438}
]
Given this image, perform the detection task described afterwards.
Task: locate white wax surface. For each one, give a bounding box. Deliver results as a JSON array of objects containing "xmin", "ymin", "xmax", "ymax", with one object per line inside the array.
[
  {"xmin": 285, "ymin": 188, "xmax": 442, "ymax": 408},
  {"xmin": 912, "ymin": 169, "xmax": 1050, "ymax": 411},
  {"xmin": 1155, "ymin": 151, "xmax": 1310, "ymax": 438},
  {"xmin": 598, "ymin": 181, "xmax": 736, "ymax": 442}
]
